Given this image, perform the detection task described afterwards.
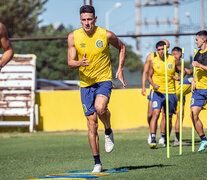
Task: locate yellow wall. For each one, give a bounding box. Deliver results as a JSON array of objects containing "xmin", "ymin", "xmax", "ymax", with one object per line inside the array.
[{"xmin": 36, "ymin": 89, "xmax": 207, "ymax": 132}]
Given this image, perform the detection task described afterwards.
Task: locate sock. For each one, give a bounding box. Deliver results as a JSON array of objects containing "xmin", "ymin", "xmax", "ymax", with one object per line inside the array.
[
  {"xmin": 151, "ymin": 133, "xmax": 156, "ymax": 142},
  {"xmin": 160, "ymin": 132, "xmax": 166, "ymax": 138},
  {"xmin": 175, "ymin": 132, "xmax": 179, "ymax": 142},
  {"xmin": 200, "ymin": 134, "xmax": 207, "ymax": 141},
  {"xmin": 105, "ymin": 128, "xmax": 112, "ymax": 135},
  {"xmin": 93, "ymin": 155, "xmax": 101, "ymax": 165}
]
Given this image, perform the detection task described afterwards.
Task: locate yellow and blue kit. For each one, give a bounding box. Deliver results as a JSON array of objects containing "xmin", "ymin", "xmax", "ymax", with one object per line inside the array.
[
  {"xmin": 151, "ymin": 53, "xmax": 177, "ymax": 115},
  {"xmin": 191, "ymin": 49, "xmax": 207, "ymax": 108},
  {"xmin": 74, "ymin": 26, "xmax": 112, "ymax": 87},
  {"xmin": 74, "ymin": 26, "xmax": 113, "ymax": 116}
]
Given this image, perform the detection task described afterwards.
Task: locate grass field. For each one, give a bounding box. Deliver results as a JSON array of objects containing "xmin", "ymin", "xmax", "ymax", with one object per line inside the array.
[{"xmin": 0, "ymin": 127, "xmax": 207, "ymax": 180}]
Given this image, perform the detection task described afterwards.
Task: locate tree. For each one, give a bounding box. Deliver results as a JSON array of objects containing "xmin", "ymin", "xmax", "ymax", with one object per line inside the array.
[
  {"xmin": 0, "ymin": 0, "xmax": 48, "ymax": 37},
  {"xmin": 11, "ymin": 26, "xmax": 143, "ymax": 81},
  {"xmin": 109, "ymin": 44, "xmax": 143, "ymax": 79}
]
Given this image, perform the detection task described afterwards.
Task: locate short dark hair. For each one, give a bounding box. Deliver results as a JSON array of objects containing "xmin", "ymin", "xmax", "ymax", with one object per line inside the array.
[
  {"xmin": 196, "ymin": 30, "xmax": 207, "ymax": 37},
  {"xmin": 172, "ymin": 47, "xmax": 182, "ymax": 53},
  {"xmin": 80, "ymin": 5, "xmax": 95, "ymax": 15},
  {"xmin": 156, "ymin": 41, "xmax": 166, "ymax": 49}
]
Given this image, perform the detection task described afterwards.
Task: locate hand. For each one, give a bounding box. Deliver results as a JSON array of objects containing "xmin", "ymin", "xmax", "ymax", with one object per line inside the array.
[
  {"xmin": 153, "ymin": 84, "xmax": 160, "ymax": 90},
  {"xmin": 191, "ymin": 80, "xmax": 196, "ymax": 93},
  {"xmin": 141, "ymin": 87, "xmax": 146, "ymax": 96},
  {"xmin": 172, "ymin": 75, "xmax": 180, "ymax": 81},
  {"xmin": 116, "ymin": 69, "xmax": 126, "ymax": 88},
  {"xmin": 192, "ymin": 61, "xmax": 201, "ymax": 68},
  {"xmin": 80, "ymin": 53, "xmax": 90, "ymax": 67}
]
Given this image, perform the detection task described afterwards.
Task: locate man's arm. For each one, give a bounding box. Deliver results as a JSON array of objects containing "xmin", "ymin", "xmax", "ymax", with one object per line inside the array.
[
  {"xmin": 141, "ymin": 54, "xmax": 151, "ymax": 96},
  {"xmin": 0, "ymin": 23, "xmax": 13, "ymax": 71},
  {"xmin": 191, "ymin": 74, "xmax": 196, "ymax": 93},
  {"xmin": 107, "ymin": 30, "xmax": 126, "ymax": 87},
  {"xmin": 67, "ymin": 32, "xmax": 89, "ymax": 68},
  {"xmin": 148, "ymin": 59, "xmax": 160, "ymax": 90},
  {"xmin": 192, "ymin": 61, "xmax": 207, "ymax": 72}
]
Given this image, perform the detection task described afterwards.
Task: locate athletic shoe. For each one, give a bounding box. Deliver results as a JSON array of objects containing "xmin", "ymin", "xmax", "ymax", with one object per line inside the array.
[
  {"xmin": 92, "ymin": 164, "xmax": 103, "ymax": 173},
  {"xmin": 150, "ymin": 140, "xmax": 157, "ymax": 149},
  {"xmin": 198, "ymin": 140, "xmax": 207, "ymax": 152},
  {"xmin": 148, "ymin": 134, "xmax": 151, "ymax": 145},
  {"xmin": 158, "ymin": 137, "xmax": 165, "ymax": 145},
  {"xmin": 105, "ymin": 131, "xmax": 114, "ymax": 153}
]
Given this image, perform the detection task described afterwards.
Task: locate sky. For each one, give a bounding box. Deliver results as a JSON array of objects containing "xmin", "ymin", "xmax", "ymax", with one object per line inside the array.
[{"xmin": 40, "ymin": 0, "xmax": 207, "ymax": 62}]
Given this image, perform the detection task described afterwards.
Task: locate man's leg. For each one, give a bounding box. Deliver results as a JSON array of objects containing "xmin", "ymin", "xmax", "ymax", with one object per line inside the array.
[
  {"xmin": 147, "ymin": 100, "xmax": 152, "ymax": 126},
  {"xmin": 147, "ymin": 100, "xmax": 152, "ymax": 144},
  {"xmin": 95, "ymin": 95, "xmax": 114, "ymax": 153},
  {"xmin": 86, "ymin": 112, "xmax": 102, "ymax": 172},
  {"xmin": 159, "ymin": 109, "xmax": 166, "ymax": 145},
  {"xmin": 191, "ymin": 106, "xmax": 207, "ymax": 152},
  {"xmin": 150, "ymin": 108, "xmax": 161, "ymax": 148}
]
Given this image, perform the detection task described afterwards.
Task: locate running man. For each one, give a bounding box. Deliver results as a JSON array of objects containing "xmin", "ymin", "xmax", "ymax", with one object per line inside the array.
[
  {"xmin": 148, "ymin": 41, "xmax": 182, "ymax": 148},
  {"xmin": 191, "ymin": 30, "xmax": 207, "ymax": 152},
  {"xmin": 141, "ymin": 39, "xmax": 170, "ymax": 145},
  {"xmin": 67, "ymin": 5, "xmax": 126, "ymax": 172},
  {"xmin": 0, "ymin": 22, "xmax": 13, "ymax": 71},
  {"xmin": 171, "ymin": 47, "xmax": 193, "ymax": 146}
]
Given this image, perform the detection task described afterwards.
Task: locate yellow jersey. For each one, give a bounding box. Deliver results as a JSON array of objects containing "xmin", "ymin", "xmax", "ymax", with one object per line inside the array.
[
  {"xmin": 194, "ymin": 49, "xmax": 207, "ymax": 89},
  {"xmin": 74, "ymin": 26, "xmax": 112, "ymax": 87},
  {"xmin": 152, "ymin": 53, "xmax": 176, "ymax": 94}
]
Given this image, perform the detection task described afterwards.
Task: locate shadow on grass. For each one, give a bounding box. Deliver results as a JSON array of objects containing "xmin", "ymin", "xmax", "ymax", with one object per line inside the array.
[{"xmin": 113, "ymin": 164, "xmax": 173, "ymax": 171}]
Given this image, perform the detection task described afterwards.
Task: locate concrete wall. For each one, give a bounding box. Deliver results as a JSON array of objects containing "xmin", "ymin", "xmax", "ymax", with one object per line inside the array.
[{"xmin": 36, "ymin": 89, "xmax": 207, "ymax": 132}]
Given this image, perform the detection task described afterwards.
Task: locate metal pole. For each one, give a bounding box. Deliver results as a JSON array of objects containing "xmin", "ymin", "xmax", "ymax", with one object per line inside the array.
[
  {"xmin": 174, "ymin": 0, "xmax": 179, "ymax": 46},
  {"xmin": 84, "ymin": 0, "xmax": 92, "ymax": 5},
  {"xmin": 135, "ymin": 0, "xmax": 141, "ymax": 55},
  {"xmin": 200, "ymin": 0, "xmax": 204, "ymax": 30}
]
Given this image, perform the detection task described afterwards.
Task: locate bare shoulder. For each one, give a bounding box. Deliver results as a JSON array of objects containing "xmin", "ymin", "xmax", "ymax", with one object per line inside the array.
[
  {"xmin": 0, "ymin": 22, "xmax": 6, "ymax": 36},
  {"xmin": 106, "ymin": 30, "xmax": 117, "ymax": 42},
  {"xmin": 68, "ymin": 31, "xmax": 75, "ymax": 46},
  {"xmin": 68, "ymin": 31, "xmax": 74, "ymax": 40},
  {"xmin": 145, "ymin": 53, "xmax": 152, "ymax": 63}
]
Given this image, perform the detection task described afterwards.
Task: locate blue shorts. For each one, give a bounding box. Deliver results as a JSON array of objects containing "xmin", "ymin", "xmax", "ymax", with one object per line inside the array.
[
  {"xmin": 147, "ymin": 89, "xmax": 153, "ymax": 101},
  {"xmin": 80, "ymin": 81, "xmax": 113, "ymax": 116},
  {"xmin": 191, "ymin": 89, "xmax": 207, "ymax": 108},
  {"xmin": 152, "ymin": 91, "xmax": 177, "ymax": 115}
]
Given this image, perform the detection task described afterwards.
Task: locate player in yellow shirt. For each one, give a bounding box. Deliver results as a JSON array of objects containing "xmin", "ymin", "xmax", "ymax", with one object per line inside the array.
[
  {"xmin": 148, "ymin": 41, "xmax": 182, "ymax": 148},
  {"xmin": 141, "ymin": 39, "xmax": 170, "ymax": 145},
  {"xmin": 171, "ymin": 47, "xmax": 193, "ymax": 146},
  {"xmin": 191, "ymin": 30, "xmax": 207, "ymax": 152},
  {"xmin": 0, "ymin": 22, "xmax": 13, "ymax": 71},
  {"xmin": 67, "ymin": 5, "xmax": 126, "ymax": 172}
]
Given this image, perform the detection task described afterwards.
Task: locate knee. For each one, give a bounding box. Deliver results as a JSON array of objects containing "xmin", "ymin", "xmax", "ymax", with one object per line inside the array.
[
  {"xmin": 152, "ymin": 111, "xmax": 160, "ymax": 119},
  {"xmin": 87, "ymin": 119, "xmax": 98, "ymax": 131},
  {"xmin": 95, "ymin": 104, "xmax": 107, "ymax": 116}
]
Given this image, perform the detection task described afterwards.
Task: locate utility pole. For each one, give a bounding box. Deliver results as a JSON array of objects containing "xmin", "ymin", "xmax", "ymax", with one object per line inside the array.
[
  {"xmin": 200, "ymin": 0, "xmax": 204, "ymax": 30},
  {"xmin": 174, "ymin": 0, "xmax": 179, "ymax": 46},
  {"xmin": 135, "ymin": 0, "xmax": 141, "ymax": 55},
  {"xmin": 135, "ymin": 0, "xmax": 180, "ymax": 54},
  {"xmin": 84, "ymin": 0, "xmax": 92, "ymax": 5}
]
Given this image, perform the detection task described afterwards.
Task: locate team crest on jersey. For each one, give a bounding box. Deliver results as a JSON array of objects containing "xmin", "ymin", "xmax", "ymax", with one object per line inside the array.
[
  {"xmin": 168, "ymin": 63, "xmax": 173, "ymax": 70},
  {"xmin": 82, "ymin": 104, "xmax": 87, "ymax": 113},
  {"xmin": 80, "ymin": 43, "xmax": 86, "ymax": 48},
  {"xmin": 152, "ymin": 101, "xmax": 158, "ymax": 108},
  {"xmin": 191, "ymin": 98, "xmax": 194, "ymax": 105},
  {"xmin": 96, "ymin": 40, "xmax": 104, "ymax": 48}
]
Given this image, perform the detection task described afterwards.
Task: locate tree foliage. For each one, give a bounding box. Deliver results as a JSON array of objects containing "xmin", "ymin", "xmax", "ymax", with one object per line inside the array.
[
  {"xmin": 0, "ymin": 0, "xmax": 48, "ymax": 37},
  {"xmin": 11, "ymin": 27, "xmax": 143, "ymax": 80},
  {"xmin": 12, "ymin": 26, "xmax": 79, "ymax": 80}
]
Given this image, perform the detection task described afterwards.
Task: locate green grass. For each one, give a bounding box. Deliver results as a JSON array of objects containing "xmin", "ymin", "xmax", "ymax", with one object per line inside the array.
[{"xmin": 0, "ymin": 128, "xmax": 207, "ymax": 180}]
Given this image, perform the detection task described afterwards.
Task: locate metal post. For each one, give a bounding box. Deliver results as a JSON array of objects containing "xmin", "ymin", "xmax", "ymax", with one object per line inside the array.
[
  {"xmin": 200, "ymin": 0, "xmax": 204, "ymax": 30},
  {"xmin": 135, "ymin": 0, "xmax": 141, "ymax": 55},
  {"xmin": 174, "ymin": 0, "xmax": 179, "ymax": 46},
  {"xmin": 84, "ymin": 0, "xmax": 92, "ymax": 5}
]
